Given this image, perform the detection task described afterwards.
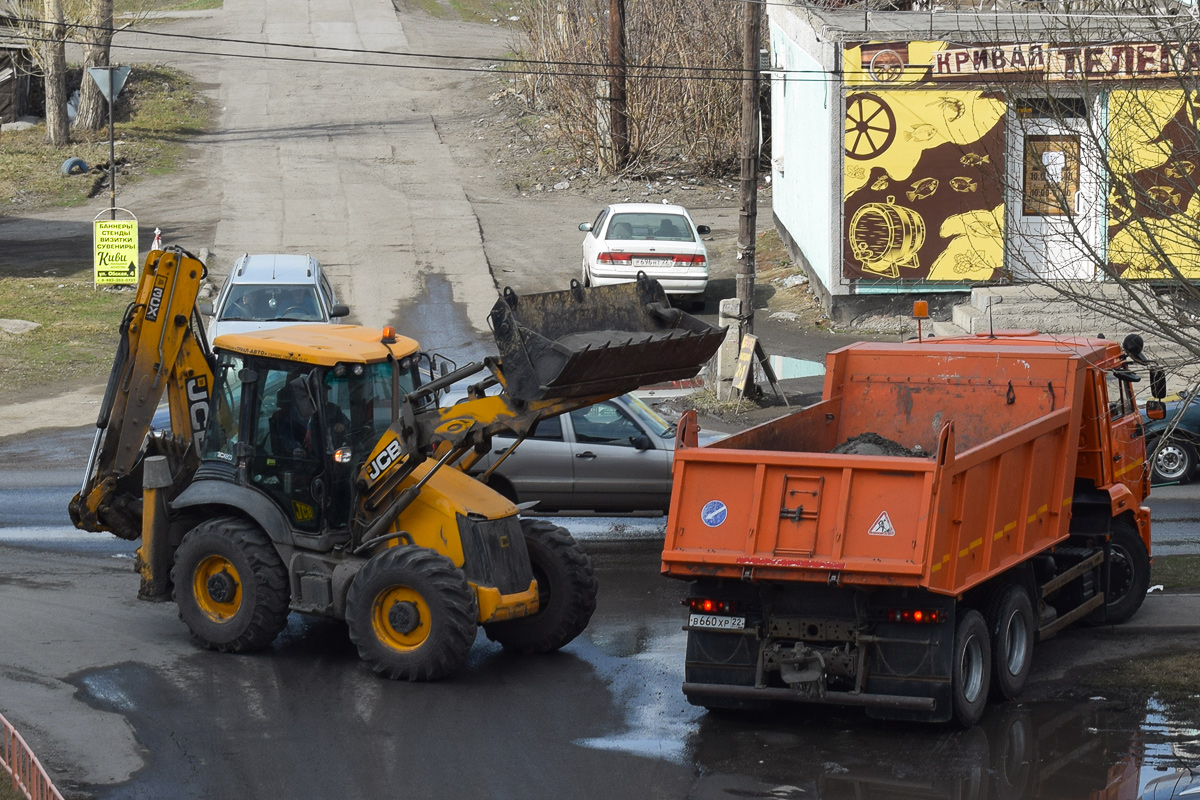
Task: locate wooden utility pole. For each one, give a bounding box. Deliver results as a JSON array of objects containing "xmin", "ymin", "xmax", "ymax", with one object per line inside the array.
[
  {"xmin": 608, "ymin": 0, "xmax": 629, "ymax": 171},
  {"xmin": 736, "ymin": 0, "xmax": 762, "ymax": 343}
]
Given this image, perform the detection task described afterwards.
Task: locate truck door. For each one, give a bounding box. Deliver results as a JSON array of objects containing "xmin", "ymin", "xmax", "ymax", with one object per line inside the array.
[
  {"xmin": 1103, "ymin": 371, "xmax": 1144, "ymax": 490},
  {"xmin": 249, "ymin": 366, "xmax": 325, "ymax": 533}
]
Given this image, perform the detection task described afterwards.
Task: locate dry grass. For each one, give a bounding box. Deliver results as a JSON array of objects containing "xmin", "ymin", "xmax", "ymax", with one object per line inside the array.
[
  {"xmin": 0, "ymin": 65, "xmax": 213, "ymax": 211},
  {"xmin": 0, "ymin": 278, "xmax": 130, "ymax": 404}
]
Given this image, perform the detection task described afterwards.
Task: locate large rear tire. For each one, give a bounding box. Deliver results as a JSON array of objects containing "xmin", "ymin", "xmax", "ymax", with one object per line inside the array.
[
  {"xmin": 483, "ymin": 520, "xmax": 597, "ymax": 653},
  {"xmin": 951, "ymin": 609, "xmax": 991, "ymax": 728},
  {"xmin": 1104, "ymin": 520, "xmax": 1151, "ymax": 624},
  {"xmin": 986, "ymin": 584, "xmax": 1034, "ymax": 701},
  {"xmin": 171, "ymin": 516, "xmax": 290, "ymax": 653},
  {"xmin": 346, "ymin": 546, "xmax": 478, "ymax": 681}
]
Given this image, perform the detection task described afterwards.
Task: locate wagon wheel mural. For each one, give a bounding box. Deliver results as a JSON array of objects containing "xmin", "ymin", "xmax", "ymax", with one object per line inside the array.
[{"xmin": 845, "ymin": 93, "xmax": 897, "ymax": 161}]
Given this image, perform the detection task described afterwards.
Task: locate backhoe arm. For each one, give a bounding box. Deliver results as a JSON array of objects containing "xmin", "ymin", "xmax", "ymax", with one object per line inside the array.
[
  {"xmin": 347, "ymin": 276, "xmax": 727, "ymax": 551},
  {"xmin": 69, "ymin": 248, "xmax": 214, "ymax": 539}
]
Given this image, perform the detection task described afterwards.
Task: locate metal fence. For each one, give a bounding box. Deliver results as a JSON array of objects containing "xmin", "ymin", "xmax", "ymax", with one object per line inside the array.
[{"xmin": 1, "ymin": 712, "xmax": 65, "ymax": 800}]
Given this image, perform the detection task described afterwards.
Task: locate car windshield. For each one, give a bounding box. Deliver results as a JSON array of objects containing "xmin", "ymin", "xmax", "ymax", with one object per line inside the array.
[
  {"xmin": 220, "ymin": 284, "xmax": 324, "ymax": 322},
  {"xmin": 606, "ymin": 213, "xmax": 694, "ymax": 242},
  {"xmin": 623, "ymin": 394, "xmax": 674, "ymax": 438}
]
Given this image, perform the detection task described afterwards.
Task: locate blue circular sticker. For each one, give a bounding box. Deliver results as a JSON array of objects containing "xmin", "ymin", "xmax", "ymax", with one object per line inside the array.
[{"xmin": 701, "ymin": 500, "xmax": 728, "ymax": 528}]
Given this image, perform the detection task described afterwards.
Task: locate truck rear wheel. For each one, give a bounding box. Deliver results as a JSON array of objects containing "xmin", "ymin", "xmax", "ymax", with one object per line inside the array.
[
  {"xmin": 346, "ymin": 546, "xmax": 478, "ymax": 681},
  {"xmin": 171, "ymin": 516, "xmax": 290, "ymax": 653},
  {"xmin": 951, "ymin": 609, "xmax": 991, "ymax": 727},
  {"xmin": 483, "ymin": 520, "xmax": 597, "ymax": 653},
  {"xmin": 1104, "ymin": 520, "xmax": 1150, "ymax": 624},
  {"xmin": 986, "ymin": 584, "xmax": 1034, "ymax": 702}
]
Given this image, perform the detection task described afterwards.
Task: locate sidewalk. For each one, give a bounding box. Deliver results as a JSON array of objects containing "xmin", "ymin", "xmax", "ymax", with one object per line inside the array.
[{"xmin": 1097, "ymin": 592, "xmax": 1200, "ymax": 635}]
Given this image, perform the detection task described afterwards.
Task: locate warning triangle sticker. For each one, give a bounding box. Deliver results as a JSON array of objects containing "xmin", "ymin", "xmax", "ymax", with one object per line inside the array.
[{"xmin": 868, "ymin": 511, "xmax": 896, "ymax": 536}]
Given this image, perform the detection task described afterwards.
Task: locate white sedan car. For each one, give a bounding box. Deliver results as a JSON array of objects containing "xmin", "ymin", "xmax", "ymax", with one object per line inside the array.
[{"xmin": 579, "ymin": 203, "xmax": 711, "ymax": 310}]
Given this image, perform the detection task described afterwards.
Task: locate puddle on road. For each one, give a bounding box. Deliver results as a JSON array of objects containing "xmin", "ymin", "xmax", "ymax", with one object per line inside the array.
[
  {"xmin": 676, "ymin": 695, "xmax": 1200, "ymax": 798},
  {"xmin": 392, "ymin": 271, "xmax": 492, "ymax": 369}
]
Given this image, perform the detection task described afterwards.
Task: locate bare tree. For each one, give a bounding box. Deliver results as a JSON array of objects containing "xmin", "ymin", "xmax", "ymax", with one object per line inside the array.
[
  {"xmin": 514, "ymin": 0, "xmax": 749, "ymax": 175},
  {"xmin": 74, "ymin": 0, "xmax": 113, "ymax": 131},
  {"xmin": 40, "ymin": 0, "xmax": 68, "ymax": 145}
]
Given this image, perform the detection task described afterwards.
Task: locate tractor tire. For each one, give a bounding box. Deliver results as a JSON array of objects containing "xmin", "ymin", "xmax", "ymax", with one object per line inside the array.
[
  {"xmin": 1104, "ymin": 519, "xmax": 1151, "ymax": 624},
  {"xmin": 484, "ymin": 520, "xmax": 597, "ymax": 653},
  {"xmin": 171, "ymin": 516, "xmax": 290, "ymax": 653},
  {"xmin": 951, "ymin": 609, "xmax": 991, "ymax": 728},
  {"xmin": 345, "ymin": 546, "xmax": 478, "ymax": 681},
  {"xmin": 985, "ymin": 583, "xmax": 1035, "ymax": 701}
]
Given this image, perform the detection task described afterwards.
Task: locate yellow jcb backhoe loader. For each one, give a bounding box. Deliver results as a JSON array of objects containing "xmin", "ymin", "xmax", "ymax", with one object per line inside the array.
[{"xmin": 70, "ymin": 247, "xmax": 723, "ymax": 680}]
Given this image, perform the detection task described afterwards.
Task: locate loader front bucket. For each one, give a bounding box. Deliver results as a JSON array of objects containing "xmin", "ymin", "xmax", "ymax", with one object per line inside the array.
[{"xmin": 489, "ymin": 274, "xmax": 726, "ymax": 402}]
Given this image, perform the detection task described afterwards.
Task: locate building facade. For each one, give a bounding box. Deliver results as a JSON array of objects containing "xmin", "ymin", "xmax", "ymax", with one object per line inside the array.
[{"xmin": 768, "ymin": 7, "xmax": 1200, "ymax": 320}]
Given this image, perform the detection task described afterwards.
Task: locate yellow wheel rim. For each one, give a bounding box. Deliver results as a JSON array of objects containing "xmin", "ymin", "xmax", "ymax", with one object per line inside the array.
[
  {"xmin": 371, "ymin": 586, "xmax": 431, "ymax": 651},
  {"xmin": 192, "ymin": 555, "xmax": 243, "ymax": 622}
]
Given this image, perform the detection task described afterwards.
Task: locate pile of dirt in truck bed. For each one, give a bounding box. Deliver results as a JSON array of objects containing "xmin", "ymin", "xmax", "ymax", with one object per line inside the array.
[{"xmin": 830, "ymin": 433, "xmax": 930, "ymax": 458}]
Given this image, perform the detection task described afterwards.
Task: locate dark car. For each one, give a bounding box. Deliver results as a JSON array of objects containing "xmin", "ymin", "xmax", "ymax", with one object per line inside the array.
[
  {"xmin": 1143, "ymin": 395, "xmax": 1200, "ymax": 483},
  {"xmin": 462, "ymin": 393, "xmax": 719, "ymax": 515}
]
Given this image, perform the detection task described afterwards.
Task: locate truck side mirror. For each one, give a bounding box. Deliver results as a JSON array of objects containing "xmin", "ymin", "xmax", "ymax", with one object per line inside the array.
[
  {"xmin": 1145, "ymin": 400, "xmax": 1166, "ymax": 420},
  {"xmin": 1112, "ymin": 369, "xmax": 1140, "ymax": 383},
  {"xmin": 1150, "ymin": 368, "xmax": 1167, "ymax": 399}
]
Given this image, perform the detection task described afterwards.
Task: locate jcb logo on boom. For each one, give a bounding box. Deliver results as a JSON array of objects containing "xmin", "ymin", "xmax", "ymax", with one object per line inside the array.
[
  {"xmin": 145, "ymin": 285, "xmax": 165, "ymax": 323},
  {"xmin": 187, "ymin": 377, "xmax": 209, "ymax": 452},
  {"xmin": 367, "ymin": 440, "xmax": 405, "ymax": 482}
]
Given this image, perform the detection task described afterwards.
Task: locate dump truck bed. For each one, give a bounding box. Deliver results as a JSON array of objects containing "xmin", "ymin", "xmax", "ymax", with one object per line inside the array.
[{"xmin": 662, "ymin": 336, "xmax": 1103, "ymax": 596}]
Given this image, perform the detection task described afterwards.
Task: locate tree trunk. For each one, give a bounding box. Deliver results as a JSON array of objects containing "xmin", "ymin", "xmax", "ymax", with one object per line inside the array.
[
  {"xmin": 76, "ymin": 0, "xmax": 114, "ymax": 131},
  {"xmin": 42, "ymin": 0, "xmax": 69, "ymax": 146}
]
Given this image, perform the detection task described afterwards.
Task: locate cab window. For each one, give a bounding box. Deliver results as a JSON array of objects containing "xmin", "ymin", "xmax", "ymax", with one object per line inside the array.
[
  {"xmin": 1106, "ymin": 372, "xmax": 1133, "ymax": 419},
  {"xmin": 200, "ymin": 354, "xmax": 245, "ymax": 463}
]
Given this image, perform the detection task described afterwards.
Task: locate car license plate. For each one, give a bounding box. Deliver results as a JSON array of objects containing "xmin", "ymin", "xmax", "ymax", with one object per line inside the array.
[
  {"xmin": 632, "ymin": 257, "xmax": 672, "ymax": 267},
  {"xmin": 689, "ymin": 613, "xmax": 746, "ymax": 630}
]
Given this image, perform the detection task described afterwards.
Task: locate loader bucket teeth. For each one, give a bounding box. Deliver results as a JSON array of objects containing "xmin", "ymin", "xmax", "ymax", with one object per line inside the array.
[{"xmin": 489, "ymin": 275, "xmax": 725, "ymax": 402}]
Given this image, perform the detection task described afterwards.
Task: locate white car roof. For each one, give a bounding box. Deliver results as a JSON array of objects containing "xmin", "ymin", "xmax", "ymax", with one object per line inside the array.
[
  {"xmin": 231, "ymin": 253, "xmax": 319, "ymax": 285},
  {"xmin": 605, "ymin": 203, "xmax": 691, "ymax": 215}
]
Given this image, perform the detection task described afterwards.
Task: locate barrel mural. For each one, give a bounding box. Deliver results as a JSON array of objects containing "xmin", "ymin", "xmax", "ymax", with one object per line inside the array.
[{"xmin": 843, "ymin": 87, "xmax": 1006, "ymax": 283}]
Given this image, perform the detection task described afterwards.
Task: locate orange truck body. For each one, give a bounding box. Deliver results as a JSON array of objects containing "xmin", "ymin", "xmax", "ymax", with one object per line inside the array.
[{"xmin": 662, "ymin": 333, "xmax": 1152, "ymax": 724}]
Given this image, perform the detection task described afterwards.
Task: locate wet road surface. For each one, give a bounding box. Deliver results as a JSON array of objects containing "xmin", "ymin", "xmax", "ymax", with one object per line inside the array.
[{"xmin": 1, "ymin": 531, "xmax": 1197, "ymax": 798}]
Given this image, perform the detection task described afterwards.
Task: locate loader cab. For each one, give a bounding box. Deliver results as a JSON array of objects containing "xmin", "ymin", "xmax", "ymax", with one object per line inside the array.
[{"xmin": 198, "ymin": 349, "xmax": 424, "ymax": 535}]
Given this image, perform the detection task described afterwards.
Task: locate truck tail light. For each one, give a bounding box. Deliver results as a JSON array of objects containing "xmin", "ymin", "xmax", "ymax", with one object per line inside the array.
[
  {"xmin": 887, "ymin": 608, "xmax": 941, "ymax": 623},
  {"xmin": 672, "ymin": 254, "xmax": 706, "ymax": 265},
  {"xmin": 597, "ymin": 252, "xmax": 632, "ymax": 265},
  {"xmin": 687, "ymin": 597, "xmax": 738, "ymax": 615}
]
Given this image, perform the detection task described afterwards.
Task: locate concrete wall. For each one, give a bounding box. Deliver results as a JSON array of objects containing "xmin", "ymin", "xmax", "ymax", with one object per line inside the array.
[{"xmin": 768, "ymin": 13, "xmax": 840, "ymax": 297}]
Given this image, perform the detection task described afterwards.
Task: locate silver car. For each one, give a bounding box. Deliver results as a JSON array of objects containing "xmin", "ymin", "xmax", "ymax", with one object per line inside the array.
[
  {"xmin": 202, "ymin": 253, "xmax": 349, "ymax": 340},
  {"xmin": 465, "ymin": 393, "xmax": 714, "ymax": 515}
]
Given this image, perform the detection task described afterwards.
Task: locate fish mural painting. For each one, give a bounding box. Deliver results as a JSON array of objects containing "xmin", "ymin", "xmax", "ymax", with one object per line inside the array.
[{"xmin": 843, "ymin": 86, "xmax": 1006, "ymax": 282}]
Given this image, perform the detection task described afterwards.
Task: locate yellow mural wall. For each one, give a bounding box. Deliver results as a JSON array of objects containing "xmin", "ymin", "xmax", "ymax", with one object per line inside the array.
[
  {"xmin": 1107, "ymin": 89, "xmax": 1200, "ymax": 279},
  {"xmin": 841, "ymin": 46, "xmax": 1007, "ymax": 282}
]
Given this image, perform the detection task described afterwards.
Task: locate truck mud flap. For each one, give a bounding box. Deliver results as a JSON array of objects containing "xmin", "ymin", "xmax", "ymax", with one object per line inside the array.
[{"xmin": 489, "ymin": 275, "xmax": 726, "ymax": 402}]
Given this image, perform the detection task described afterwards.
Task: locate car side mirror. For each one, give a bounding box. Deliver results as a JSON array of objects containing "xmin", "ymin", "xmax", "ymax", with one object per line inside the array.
[
  {"xmin": 631, "ymin": 435, "xmax": 652, "ymax": 451},
  {"xmin": 1145, "ymin": 400, "xmax": 1166, "ymax": 420},
  {"xmin": 198, "ymin": 302, "xmax": 214, "ymax": 316},
  {"xmin": 1150, "ymin": 368, "xmax": 1167, "ymax": 399},
  {"xmin": 330, "ymin": 304, "xmax": 350, "ymax": 318},
  {"xmin": 578, "ymin": 222, "xmax": 593, "ymax": 232},
  {"xmin": 696, "ymin": 225, "xmax": 711, "ymax": 235}
]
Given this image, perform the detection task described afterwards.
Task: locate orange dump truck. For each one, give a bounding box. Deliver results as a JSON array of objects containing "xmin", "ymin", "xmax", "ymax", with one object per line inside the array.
[{"xmin": 662, "ymin": 332, "xmax": 1155, "ymax": 726}]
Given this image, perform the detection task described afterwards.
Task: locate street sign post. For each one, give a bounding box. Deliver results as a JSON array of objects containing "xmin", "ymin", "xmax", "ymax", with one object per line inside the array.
[{"xmin": 87, "ymin": 65, "xmax": 131, "ymax": 221}]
